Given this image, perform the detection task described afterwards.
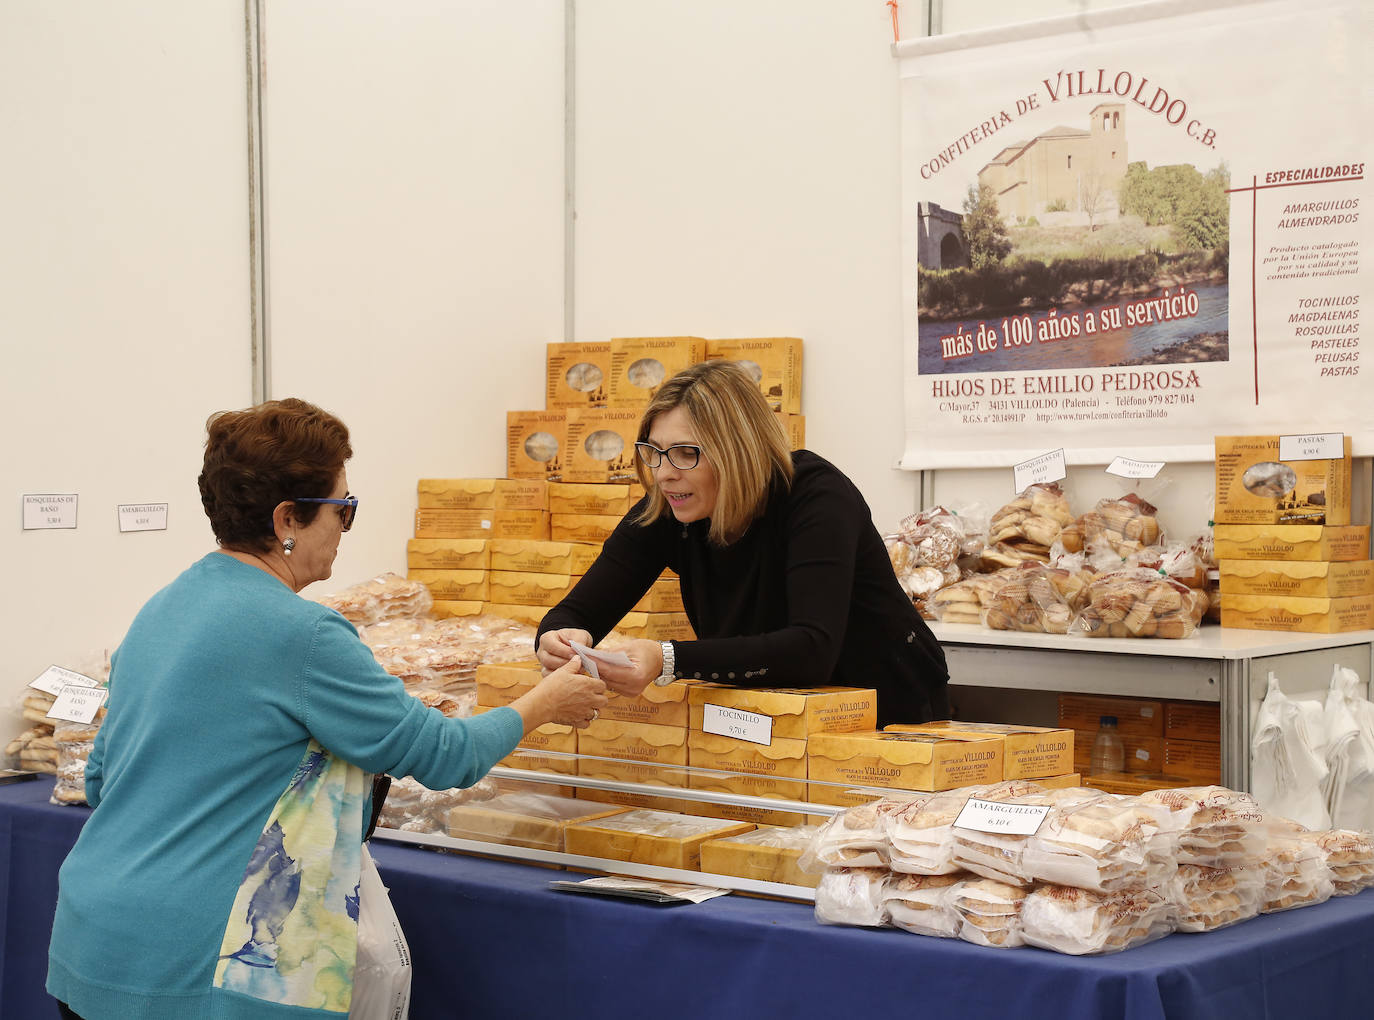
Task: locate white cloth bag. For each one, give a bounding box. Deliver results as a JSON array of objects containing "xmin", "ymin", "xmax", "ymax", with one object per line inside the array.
[
  {"xmin": 1323, "ymin": 665, "xmax": 1374, "ymax": 831},
  {"xmin": 349, "ymin": 844, "xmax": 412, "ymax": 1020},
  {"xmin": 1251, "ymin": 672, "xmax": 1330, "ymax": 830}
]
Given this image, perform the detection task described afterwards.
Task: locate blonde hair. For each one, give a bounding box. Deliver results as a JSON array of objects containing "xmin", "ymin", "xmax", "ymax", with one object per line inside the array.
[{"xmin": 635, "ymin": 361, "xmax": 794, "ymax": 544}]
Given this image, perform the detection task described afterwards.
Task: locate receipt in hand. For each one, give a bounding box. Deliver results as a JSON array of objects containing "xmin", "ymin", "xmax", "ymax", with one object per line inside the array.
[{"xmin": 569, "ymin": 640, "xmax": 633, "ymax": 680}]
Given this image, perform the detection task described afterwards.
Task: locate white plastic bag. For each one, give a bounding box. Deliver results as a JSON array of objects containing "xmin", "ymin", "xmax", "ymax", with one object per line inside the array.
[
  {"xmin": 350, "ymin": 845, "xmax": 411, "ymax": 1020},
  {"xmin": 1323, "ymin": 665, "xmax": 1374, "ymax": 831},
  {"xmin": 1251, "ymin": 672, "xmax": 1330, "ymax": 830}
]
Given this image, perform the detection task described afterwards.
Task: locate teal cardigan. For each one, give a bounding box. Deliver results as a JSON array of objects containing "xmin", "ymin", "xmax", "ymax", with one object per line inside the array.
[{"xmin": 48, "ymin": 553, "xmax": 523, "ymax": 1019}]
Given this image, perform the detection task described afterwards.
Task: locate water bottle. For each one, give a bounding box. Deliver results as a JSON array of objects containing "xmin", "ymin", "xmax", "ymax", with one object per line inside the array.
[{"xmin": 1089, "ymin": 715, "xmax": 1126, "ymax": 775}]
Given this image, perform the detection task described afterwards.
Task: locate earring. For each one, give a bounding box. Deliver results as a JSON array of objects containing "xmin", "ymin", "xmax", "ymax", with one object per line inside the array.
[{"xmin": 283, "ymin": 537, "xmax": 296, "ymax": 556}]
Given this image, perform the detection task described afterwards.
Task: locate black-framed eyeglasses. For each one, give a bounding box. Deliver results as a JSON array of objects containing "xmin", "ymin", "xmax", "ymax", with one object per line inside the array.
[
  {"xmin": 293, "ymin": 494, "xmax": 359, "ymax": 532},
  {"xmin": 634, "ymin": 442, "xmax": 702, "ymax": 470}
]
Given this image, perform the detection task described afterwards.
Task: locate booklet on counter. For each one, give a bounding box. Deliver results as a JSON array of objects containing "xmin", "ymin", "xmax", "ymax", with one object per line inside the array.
[{"xmin": 549, "ymin": 876, "xmax": 730, "ymax": 905}]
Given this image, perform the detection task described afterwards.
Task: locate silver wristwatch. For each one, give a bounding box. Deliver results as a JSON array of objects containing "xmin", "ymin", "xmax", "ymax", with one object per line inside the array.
[{"xmin": 653, "ymin": 641, "xmax": 676, "ymax": 686}]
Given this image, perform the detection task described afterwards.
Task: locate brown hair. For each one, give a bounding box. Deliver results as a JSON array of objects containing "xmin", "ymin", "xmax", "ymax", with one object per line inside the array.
[
  {"xmin": 198, "ymin": 398, "xmax": 352, "ymax": 551},
  {"xmin": 635, "ymin": 361, "xmax": 793, "ymax": 544}
]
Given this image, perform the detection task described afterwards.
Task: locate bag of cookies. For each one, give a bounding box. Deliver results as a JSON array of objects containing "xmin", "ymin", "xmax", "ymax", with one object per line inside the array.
[
  {"xmin": 1167, "ymin": 863, "xmax": 1264, "ymax": 932},
  {"xmin": 981, "ymin": 483, "xmax": 1075, "ymax": 570},
  {"xmin": 951, "ymin": 878, "xmax": 1033, "ymax": 948},
  {"xmin": 1021, "ymin": 885, "xmax": 1173, "ymax": 954},
  {"xmin": 814, "ymin": 867, "xmax": 892, "ymax": 928},
  {"xmin": 881, "ymin": 872, "xmax": 969, "ymax": 937},
  {"xmin": 1069, "ymin": 568, "xmax": 1208, "ymax": 639},
  {"xmin": 801, "ymin": 793, "xmax": 934, "ymax": 871}
]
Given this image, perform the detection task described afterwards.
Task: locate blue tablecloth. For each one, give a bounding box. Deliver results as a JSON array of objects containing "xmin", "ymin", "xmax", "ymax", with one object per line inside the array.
[{"xmin": 3, "ymin": 777, "xmax": 1373, "ymax": 1019}]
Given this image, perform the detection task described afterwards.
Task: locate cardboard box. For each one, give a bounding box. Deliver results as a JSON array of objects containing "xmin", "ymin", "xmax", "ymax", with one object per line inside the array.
[
  {"xmin": 688, "ymin": 685, "xmax": 877, "ymax": 740},
  {"xmin": 600, "ymin": 680, "xmax": 691, "ymax": 728},
  {"xmin": 1164, "ymin": 738, "xmax": 1222, "ymax": 784},
  {"xmin": 1081, "ymin": 772, "xmax": 1197, "ymax": 796},
  {"xmin": 406, "ymin": 538, "xmax": 490, "ymax": 571},
  {"xmin": 562, "ymin": 408, "xmax": 642, "ymax": 485},
  {"xmin": 546, "ymin": 341, "xmax": 612, "ymax": 409},
  {"xmin": 1057, "ymin": 694, "xmax": 1165, "ymax": 737},
  {"xmin": 1073, "ymin": 732, "xmax": 1164, "ymax": 774},
  {"xmin": 482, "ymin": 602, "xmax": 551, "ymax": 627},
  {"xmin": 777, "ymin": 413, "xmax": 806, "ymax": 451},
  {"xmin": 487, "ymin": 570, "xmax": 575, "ymax": 607},
  {"xmin": 1033, "ymin": 773, "xmax": 1082, "ymax": 790},
  {"xmin": 807, "ymin": 730, "xmax": 1003, "ymax": 794},
  {"xmin": 886, "ymin": 721, "xmax": 1073, "ymax": 780},
  {"xmin": 1214, "ymin": 434, "xmax": 1352, "ymax": 526},
  {"xmin": 430, "ymin": 600, "xmax": 485, "ymax": 620},
  {"xmin": 507, "ymin": 411, "xmax": 567, "ymax": 481},
  {"xmin": 416, "ymin": 478, "xmax": 547, "ymax": 511},
  {"xmin": 700, "ymin": 826, "xmax": 821, "ymax": 888},
  {"xmin": 1220, "ymin": 593, "xmax": 1374, "ymax": 633},
  {"xmin": 632, "ymin": 573, "xmax": 685, "ymax": 613},
  {"xmin": 475, "ymin": 661, "xmax": 542, "ymax": 708},
  {"xmin": 607, "ymin": 337, "xmax": 707, "ymax": 409},
  {"xmin": 686, "ymin": 731, "xmax": 810, "ymax": 827},
  {"xmin": 546, "ymin": 482, "xmax": 633, "ymax": 516},
  {"xmin": 573, "ymin": 756, "xmax": 692, "ymax": 815},
  {"xmin": 705, "ymin": 337, "xmax": 803, "ymax": 415},
  {"xmin": 447, "ymin": 792, "xmax": 627, "ymax": 852},
  {"xmin": 1218, "ymin": 559, "xmax": 1374, "ymax": 598},
  {"xmin": 613, "ymin": 611, "xmax": 696, "ymax": 641},
  {"xmin": 407, "ymin": 568, "xmax": 489, "ymax": 602},
  {"xmin": 1165, "ymin": 701, "xmax": 1221, "ymax": 742},
  {"xmin": 414, "ymin": 509, "xmax": 550, "ymax": 541},
  {"xmin": 489, "ymin": 539, "xmax": 602, "ymax": 575},
  {"xmin": 1213, "ymin": 524, "xmax": 1370, "ymax": 562},
  {"xmin": 564, "ymin": 808, "xmax": 754, "ymax": 871},
  {"xmin": 683, "ymin": 774, "xmax": 815, "ymax": 828},
  {"xmin": 551, "ymin": 513, "xmax": 622, "ymax": 544},
  {"xmin": 577, "ymin": 718, "xmax": 689, "ymax": 768}
]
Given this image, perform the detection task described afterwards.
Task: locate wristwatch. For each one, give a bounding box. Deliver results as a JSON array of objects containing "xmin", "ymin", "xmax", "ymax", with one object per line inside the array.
[{"xmin": 653, "ymin": 641, "xmax": 676, "ymax": 686}]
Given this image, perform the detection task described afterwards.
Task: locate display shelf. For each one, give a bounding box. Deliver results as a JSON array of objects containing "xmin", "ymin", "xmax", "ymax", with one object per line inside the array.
[{"xmin": 930, "ymin": 620, "xmax": 1374, "ymax": 791}]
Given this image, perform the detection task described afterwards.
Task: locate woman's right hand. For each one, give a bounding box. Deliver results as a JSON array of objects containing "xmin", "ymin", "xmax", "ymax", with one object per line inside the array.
[
  {"xmin": 510, "ymin": 657, "xmax": 607, "ymax": 732},
  {"xmin": 537, "ymin": 627, "xmax": 593, "ymax": 674}
]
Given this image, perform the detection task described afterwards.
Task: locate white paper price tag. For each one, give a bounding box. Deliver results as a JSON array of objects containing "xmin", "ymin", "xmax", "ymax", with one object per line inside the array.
[
  {"xmin": 29, "ymin": 665, "xmax": 99, "ymax": 697},
  {"xmin": 118, "ymin": 503, "xmax": 169, "ymax": 533},
  {"xmin": 1012, "ymin": 449, "xmax": 1067, "ymax": 492},
  {"xmin": 953, "ymin": 797, "xmax": 1052, "ymax": 836},
  {"xmin": 46, "ymin": 685, "xmax": 108, "ymax": 724},
  {"xmin": 22, "ymin": 494, "xmax": 78, "ymax": 530},
  {"xmin": 1106, "ymin": 457, "xmax": 1166, "ymax": 480},
  {"xmin": 569, "ymin": 640, "xmax": 632, "ymax": 681},
  {"xmin": 1278, "ymin": 433, "xmax": 1344, "ymax": 461},
  {"xmin": 701, "ymin": 703, "xmax": 773, "ymax": 746}
]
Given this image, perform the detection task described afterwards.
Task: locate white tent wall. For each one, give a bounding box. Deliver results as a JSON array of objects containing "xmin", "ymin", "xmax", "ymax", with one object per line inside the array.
[
  {"xmin": 4, "ymin": 0, "xmax": 1335, "ymax": 737},
  {"xmin": 1, "ymin": 1, "xmax": 252, "ymax": 739}
]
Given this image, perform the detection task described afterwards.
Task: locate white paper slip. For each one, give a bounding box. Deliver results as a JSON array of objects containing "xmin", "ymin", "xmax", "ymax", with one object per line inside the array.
[
  {"xmin": 549, "ymin": 876, "xmax": 730, "ymax": 904},
  {"xmin": 22, "ymin": 494, "xmax": 78, "ymax": 530},
  {"xmin": 1106, "ymin": 457, "xmax": 1165, "ymax": 480},
  {"xmin": 1279, "ymin": 433, "xmax": 1344, "ymax": 461},
  {"xmin": 29, "ymin": 665, "xmax": 100, "ymax": 697},
  {"xmin": 1013, "ymin": 449, "xmax": 1067, "ymax": 491},
  {"xmin": 118, "ymin": 503, "xmax": 169, "ymax": 533},
  {"xmin": 953, "ymin": 797, "xmax": 1051, "ymax": 836},
  {"xmin": 569, "ymin": 640, "xmax": 633, "ymax": 681},
  {"xmin": 46, "ymin": 685, "xmax": 108, "ymax": 725},
  {"xmin": 701, "ymin": 703, "xmax": 772, "ymax": 746}
]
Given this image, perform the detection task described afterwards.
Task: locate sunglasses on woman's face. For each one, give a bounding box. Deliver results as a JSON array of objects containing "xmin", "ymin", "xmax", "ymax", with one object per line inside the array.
[
  {"xmin": 634, "ymin": 442, "xmax": 702, "ymax": 470},
  {"xmin": 293, "ymin": 494, "xmax": 359, "ymax": 532}
]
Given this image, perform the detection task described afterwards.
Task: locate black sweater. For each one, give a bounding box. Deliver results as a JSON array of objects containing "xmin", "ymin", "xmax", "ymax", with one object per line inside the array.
[{"xmin": 536, "ymin": 451, "xmax": 949, "ymax": 726}]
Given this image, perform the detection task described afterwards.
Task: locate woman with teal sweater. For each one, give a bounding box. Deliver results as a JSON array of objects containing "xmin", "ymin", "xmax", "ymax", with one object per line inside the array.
[{"xmin": 47, "ymin": 398, "xmax": 607, "ymax": 1019}]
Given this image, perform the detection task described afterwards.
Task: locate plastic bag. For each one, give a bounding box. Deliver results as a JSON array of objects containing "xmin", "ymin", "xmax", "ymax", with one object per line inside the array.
[
  {"xmin": 1322, "ymin": 665, "xmax": 1374, "ymax": 831},
  {"xmin": 350, "ymin": 844, "xmax": 412, "ymax": 1020},
  {"xmin": 1251, "ymin": 673, "xmax": 1330, "ymax": 830}
]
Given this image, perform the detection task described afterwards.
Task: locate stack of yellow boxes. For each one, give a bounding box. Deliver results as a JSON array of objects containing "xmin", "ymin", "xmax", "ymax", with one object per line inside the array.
[
  {"xmin": 1214, "ymin": 434, "xmax": 1373, "ymax": 632},
  {"xmin": 473, "ymin": 661, "xmax": 577, "ymax": 795},
  {"xmin": 884, "ymin": 720, "xmax": 1078, "ymax": 787},
  {"xmin": 687, "ymin": 684, "xmax": 876, "ymax": 825},
  {"xmin": 574, "ymin": 678, "xmax": 693, "ymax": 814}
]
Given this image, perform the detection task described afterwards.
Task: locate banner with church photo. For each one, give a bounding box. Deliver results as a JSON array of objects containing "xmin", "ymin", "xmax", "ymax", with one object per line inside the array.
[{"xmin": 896, "ymin": 0, "xmax": 1370, "ymax": 469}]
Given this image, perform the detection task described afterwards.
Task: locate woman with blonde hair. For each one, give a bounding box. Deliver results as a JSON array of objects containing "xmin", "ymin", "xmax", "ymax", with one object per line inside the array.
[{"xmin": 537, "ymin": 360, "xmax": 947, "ymax": 726}]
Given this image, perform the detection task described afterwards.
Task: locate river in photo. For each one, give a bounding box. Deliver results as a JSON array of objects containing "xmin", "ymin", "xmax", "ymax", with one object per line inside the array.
[{"xmin": 917, "ymin": 281, "xmax": 1229, "ymax": 375}]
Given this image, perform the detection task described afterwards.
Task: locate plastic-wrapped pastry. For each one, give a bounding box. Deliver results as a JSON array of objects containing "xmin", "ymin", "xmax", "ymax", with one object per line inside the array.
[
  {"xmin": 801, "ymin": 793, "xmax": 934, "ymax": 871},
  {"xmin": 1167, "ymin": 863, "xmax": 1264, "ymax": 932},
  {"xmin": 881, "ymin": 872, "xmax": 969, "ymax": 937},
  {"xmin": 1021, "ymin": 885, "xmax": 1173, "ymax": 954},
  {"xmin": 928, "ymin": 569, "xmax": 1019, "ymax": 625},
  {"xmin": 950, "ymin": 878, "xmax": 1032, "ymax": 948},
  {"xmin": 981, "ymin": 483, "xmax": 1074, "ymax": 570},
  {"xmin": 980, "ymin": 564, "xmax": 1078, "ymax": 635},
  {"xmin": 1022, "ymin": 793, "xmax": 1175, "ymax": 892},
  {"xmin": 1259, "ymin": 819, "xmax": 1334, "ymax": 913},
  {"xmin": 1137, "ymin": 787, "xmax": 1266, "ymax": 868},
  {"xmin": 814, "ymin": 867, "xmax": 892, "ymax": 928},
  {"xmin": 316, "ymin": 572, "xmax": 433, "ymax": 626},
  {"xmin": 1305, "ymin": 829, "xmax": 1374, "ymax": 895},
  {"xmin": 1070, "ymin": 568, "xmax": 1208, "ymax": 639}
]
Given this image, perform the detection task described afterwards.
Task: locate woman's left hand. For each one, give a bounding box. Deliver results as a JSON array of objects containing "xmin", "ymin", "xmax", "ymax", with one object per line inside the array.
[{"xmin": 594, "ymin": 639, "xmax": 664, "ymax": 697}]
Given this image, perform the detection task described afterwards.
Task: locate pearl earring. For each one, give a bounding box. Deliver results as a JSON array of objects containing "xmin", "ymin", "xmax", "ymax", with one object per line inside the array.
[{"xmin": 283, "ymin": 537, "xmax": 296, "ymax": 556}]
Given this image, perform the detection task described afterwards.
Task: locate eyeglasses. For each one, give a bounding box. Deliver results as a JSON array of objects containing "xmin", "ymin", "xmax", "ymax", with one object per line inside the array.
[
  {"xmin": 293, "ymin": 494, "xmax": 359, "ymax": 532},
  {"xmin": 634, "ymin": 442, "xmax": 702, "ymax": 470}
]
